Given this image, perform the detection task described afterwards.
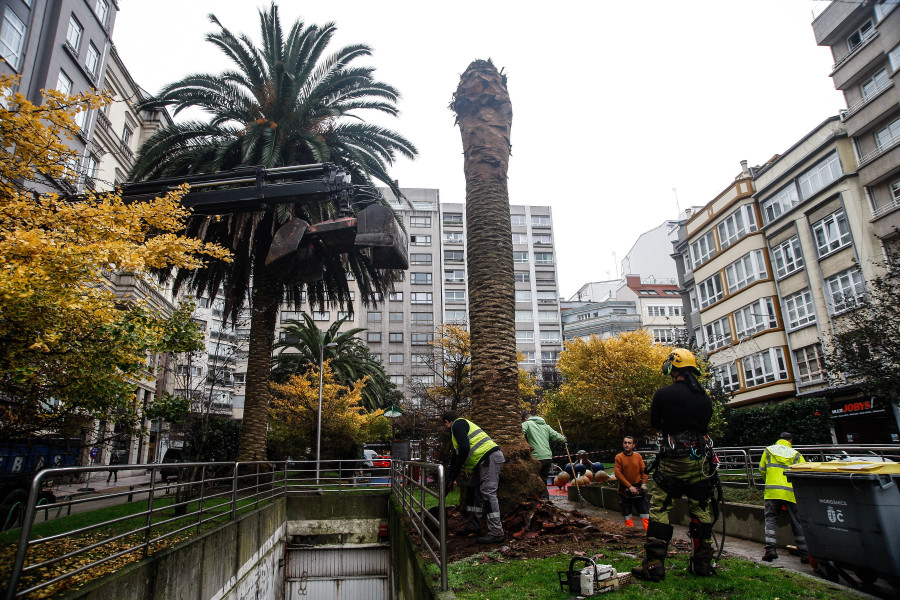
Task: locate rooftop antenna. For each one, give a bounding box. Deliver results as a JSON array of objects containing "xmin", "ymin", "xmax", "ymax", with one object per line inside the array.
[{"xmin": 672, "ymin": 187, "xmax": 681, "ymax": 217}]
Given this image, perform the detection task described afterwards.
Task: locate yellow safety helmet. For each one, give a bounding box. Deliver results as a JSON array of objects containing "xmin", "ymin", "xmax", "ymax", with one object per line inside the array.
[{"xmin": 662, "ymin": 348, "xmax": 700, "ymax": 376}]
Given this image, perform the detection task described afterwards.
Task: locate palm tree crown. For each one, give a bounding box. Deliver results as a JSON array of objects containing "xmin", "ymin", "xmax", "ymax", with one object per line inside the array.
[{"xmin": 129, "ymin": 3, "xmax": 416, "ymax": 461}]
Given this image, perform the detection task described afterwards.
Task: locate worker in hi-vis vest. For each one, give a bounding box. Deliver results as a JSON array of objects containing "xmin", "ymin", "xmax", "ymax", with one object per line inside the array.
[
  {"xmin": 759, "ymin": 432, "xmax": 808, "ymax": 563},
  {"xmin": 442, "ymin": 411, "xmax": 505, "ymax": 545}
]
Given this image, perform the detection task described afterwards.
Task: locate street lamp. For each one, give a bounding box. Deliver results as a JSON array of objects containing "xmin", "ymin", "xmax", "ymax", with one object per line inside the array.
[{"xmin": 316, "ymin": 341, "xmax": 339, "ymax": 484}]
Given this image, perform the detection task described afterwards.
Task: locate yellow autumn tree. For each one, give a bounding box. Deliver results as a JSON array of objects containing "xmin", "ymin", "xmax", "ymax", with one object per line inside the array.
[
  {"xmin": 0, "ymin": 73, "xmax": 230, "ymax": 438},
  {"xmin": 543, "ymin": 329, "xmax": 673, "ymax": 448},
  {"xmin": 268, "ymin": 362, "xmax": 390, "ymax": 459}
]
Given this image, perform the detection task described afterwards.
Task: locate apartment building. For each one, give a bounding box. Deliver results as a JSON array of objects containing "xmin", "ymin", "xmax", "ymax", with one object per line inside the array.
[
  {"xmin": 1, "ymin": 0, "xmax": 117, "ymax": 194},
  {"xmin": 674, "ymin": 161, "xmax": 796, "ymax": 407},
  {"xmin": 754, "ymin": 116, "xmax": 896, "ymax": 443},
  {"xmin": 812, "ymin": 0, "xmax": 900, "ymax": 250},
  {"xmin": 560, "ymin": 299, "xmax": 640, "ymax": 341}
]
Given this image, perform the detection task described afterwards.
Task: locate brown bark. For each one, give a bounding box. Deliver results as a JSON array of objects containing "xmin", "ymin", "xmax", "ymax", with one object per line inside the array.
[
  {"xmin": 452, "ymin": 59, "xmax": 544, "ymax": 509},
  {"xmin": 236, "ymin": 252, "xmax": 283, "ymax": 462}
]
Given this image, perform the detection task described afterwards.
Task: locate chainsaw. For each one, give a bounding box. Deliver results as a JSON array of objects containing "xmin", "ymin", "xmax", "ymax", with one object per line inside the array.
[{"xmin": 557, "ymin": 556, "xmax": 630, "ymax": 597}]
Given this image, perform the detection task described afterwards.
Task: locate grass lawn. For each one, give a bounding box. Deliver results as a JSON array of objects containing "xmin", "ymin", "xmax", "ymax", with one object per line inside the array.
[{"xmin": 448, "ymin": 550, "xmax": 858, "ymax": 600}]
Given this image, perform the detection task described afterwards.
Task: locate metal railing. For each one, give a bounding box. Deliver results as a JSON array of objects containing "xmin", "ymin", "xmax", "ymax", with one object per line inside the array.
[
  {"xmin": 391, "ymin": 460, "xmax": 448, "ymax": 591},
  {"xmin": 3, "ymin": 459, "xmax": 394, "ymax": 599}
]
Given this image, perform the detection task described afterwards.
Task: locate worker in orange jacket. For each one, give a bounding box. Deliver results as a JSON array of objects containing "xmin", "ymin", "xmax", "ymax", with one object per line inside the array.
[{"xmin": 614, "ymin": 435, "xmax": 648, "ymax": 530}]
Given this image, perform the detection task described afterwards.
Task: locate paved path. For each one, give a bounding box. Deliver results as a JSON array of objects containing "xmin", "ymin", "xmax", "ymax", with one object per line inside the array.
[{"xmin": 549, "ymin": 495, "xmax": 892, "ymax": 599}]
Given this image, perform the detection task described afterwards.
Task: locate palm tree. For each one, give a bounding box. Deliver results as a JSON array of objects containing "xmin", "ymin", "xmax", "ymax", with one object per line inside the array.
[
  {"xmin": 129, "ymin": 4, "xmax": 417, "ymax": 461},
  {"xmin": 272, "ymin": 314, "xmax": 393, "ymax": 411},
  {"xmin": 451, "ymin": 59, "xmax": 543, "ymax": 505}
]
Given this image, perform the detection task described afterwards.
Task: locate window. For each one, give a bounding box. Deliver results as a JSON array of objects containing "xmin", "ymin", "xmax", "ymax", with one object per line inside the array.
[
  {"xmin": 537, "ymin": 290, "xmax": 556, "ymax": 303},
  {"xmin": 540, "ymin": 330, "xmax": 560, "ymax": 343},
  {"xmin": 533, "ymin": 233, "xmax": 552, "ymax": 245},
  {"xmin": 639, "ymin": 290, "xmax": 659, "ymax": 296},
  {"xmin": 234, "ymin": 373, "xmax": 246, "ymax": 385},
  {"xmin": 515, "ymin": 310, "xmax": 533, "ymax": 322},
  {"xmin": 516, "ymin": 330, "xmax": 534, "ymax": 342},
  {"xmin": 411, "ymin": 375, "xmax": 435, "ymax": 386},
  {"xmin": 411, "ymin": 333, "xmax": 433, "ymax": 345},
  {"xmin": 742, "ymin": 347, "xmax": 788, "ymax": 388},
  {"xmin": 511, "ymin": 214, "xmax": 526, "ymax": 226},
  {"xmin": 861, "ymin": 68, "xmax": 889, "ymax": 101},
  {"xmin": 515, "ymin": 290, "xmax": 532, "ymax": 302},
  {"xmin": 689, "ymin": 231, "xmax": 716, "ymax": 267},
  {"xmin": 83, "ymin": 153, "xmax": 97, "ymax": 179},
  {"xmin": 876, "ymin": 0, "xmax": 897, "ymax": 20},
  {"xmin": 389, "ymin": 292, "xmax": 403, "ymax": 301},
  {"xmin": 410, "ymin": 253, "xmax": 432, "ymax": 265},
  {"xmin": 444, "ymin": 250, "xmax": 463, "ymax": 263},
  {"xmin": 771, "ymin": 236, "xmax": 804, "ymax": 279},
  {"xmin": 411, "ymin": 292, "xmax": 433, "ymax": 304},
  {"xmin": 367, "ymin": 311, "xmax": 382, "ymax": 321},
  {"xmin": 531, "ymin": 215, "xmax": 551, "ymax": 227},
  {"xmin": 85, "ymin": 43, "xmax": 100, "ymax": 77},
  {"xmin": 445, "ymin": 309, "xmax": 466, "ymax": 323},
  {"xmin": 444, "ymin": 269, "xmax": 465, "ymax": 283},
  {"xmin": 697, "ymin": 273, "xmax": 723, "ymax": 309},
  {"xmin": 446, "ymin": 290, "xmax": 465, "ymax": 303},
  {"xmin": 56, "ymin": 70, "xmax": 73, "ymax": 95},
  {"xmin": 1, "ymin": 9, "xmax": 26, "ymax": 70},
  {"xmin": 518, "ymin": 351, "xmax": 535, "ymax": 364},
  {"xmin": 367, "ymin": 332, "xmax": 382, "ymax": 343},
  {"xmin": 647, "ymin": 306, "xmax": 666, "ymax": 317},
  {"xmin": 512, "ymin": 233, "xmax": 528, "ymax": 244},
  {"xmin": 704, "ymin": 317, "xmax": 732, "ymax": 352},
  {"xmin": 514, "ymin": 271, "xmax": 530, "ymax": 283},
  {"xmin": 513, "ymin": 251, "xmax": 529, "ymax": 263},
  {"xmin": 411, "ymin": 272, "xmax": 432, "ymax": 285},
  {"xmin": 389, "ymin": 312, "xmax": 403, "ymax": 322},
  {"xmin": 890, "ymin": 42, "xmax": 900, "ymax": 72},
  {"xmin": 411, "ymin": 312, "xmax": 433, "ymax": 325},
  {"xmin": 653, "ymin": 328, "xmax": 677, "ymax": 343},
  {"xmin": 732, "ymin": 297, "xmax": 777, "ymax": 339},
  {"xmin": 541, "ymin": 350, "xmax": 559, "ymax": 364},
  {"xmin": 176, "ymin": 365, "xmax": 203, "ymax": 378},
  {"xmin": 538, "ymin": 310, "xmax": 558, "ymax": 323},
  {"xmin": 534, "ymin": 252, "xmax": 553, "ymax": 264},
  {"xmin": 389, "ymin": 332, "xmax": 403, "ymax": 343},
  {"xmin": 812, "ymin": 209, "xmax": 852, "ymax": 256},
  {"xmin": 411, "ymin": 353, "xmax": 430, "ymax": 365},
  {"xmin": 875, "ymin": 117, "xmax": 900, "ymax": 151},
  {"xmin": 443, "ymin": 213, "xmax": 463, "ymax": 226},
  {"xmin": 825, "ymin": 268, "xmax": 866, "ymax": 314},
  {"xmin": 683, "ymin": 251, "xmax": 693, "ymax": 272},
  {"xmin": 725, "ymin": 250, "xmax": 767, "ymax": 293},
  {"xmin": 794, "ymin": 344, "xmax": 826, "ymax": 385},
  {"xmin": 712, "ymin": 363, "xmax": 740, "ymax": 393},
  {"xmin": 93, "ymin": 0, "xmax": 109, "ymax": 26},
  {"xmin": 782, "ymin": 289, "xmax": 816, "ymax": 330},
  {"xmin": 66, "ymin": 15, "xmax": 83, "ymax": 53},
  {"xmin": 389, "ymin": 375, "xmax": 404, "ymax": 386},
  {"xmin": 121, "ymin": 125, "xmax": 133, "ymax": 146},
  {"xmin": 389, "ymin": 353, "xmax": 404, "ymax": 364},
  {"xmin": 443, "ymin": 231, "xmax": 463, "ymax": 244},
  {"xmin": 410, "ymin": 216, "xmax": 431, "ymax": 227},
  {"xmin": 847, "ymin": 19, "xmax": 873, "ymax": 52},
  {"xmin": 369, "ymin": 353, "xmax": 382, "ymax": 362},
  {"xmin": 717, "ymin": 205, "xmax": 757, "ymax": 249},
  {"xmin": 410, "ymin": 234, "xmax": 431, "ymax": 246},
  {"xmin": 798, "ymin": 153, "xmax": 842, "ymax": 199},
  {"xmin": 761, "ymin": 183, "xmax": 800, "ymax": 225},
  {"xmin": 337, "ymin": 311, "xmax": 352, "ymax": 320}
]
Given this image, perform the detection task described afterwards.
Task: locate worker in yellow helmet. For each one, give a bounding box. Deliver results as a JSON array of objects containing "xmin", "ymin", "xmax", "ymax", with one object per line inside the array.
[{"xmin": 759, "ymin": 432, "xmax": 808, "ymax": 563}]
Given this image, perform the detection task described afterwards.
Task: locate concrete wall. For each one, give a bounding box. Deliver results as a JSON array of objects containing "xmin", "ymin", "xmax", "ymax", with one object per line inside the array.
[
  {"xmin": 63, "ymin": 499, "xmax": 287, "ymax": 600},
  {"xmin": 570, "ymin": 485, "xmax": 800, "ymax": 547}
]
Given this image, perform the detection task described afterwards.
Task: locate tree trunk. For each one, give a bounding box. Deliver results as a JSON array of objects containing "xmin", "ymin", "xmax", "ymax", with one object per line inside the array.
[
  {"xmin": 236, "ymin": 251, "xmax": 283, "ymax": 462},
  {"xmin": 452, "ymin": 59, "xmax": 544, "ymax": 510}
]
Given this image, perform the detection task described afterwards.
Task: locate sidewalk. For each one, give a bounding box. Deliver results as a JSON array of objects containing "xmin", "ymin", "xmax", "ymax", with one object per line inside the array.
[
  {"xmin": 51, "ymin": 468, "xmax": 159, "ymax": 499},
  {"xmin": 550, "ymin": 494, "xmax": 891, "ymax": 599}
]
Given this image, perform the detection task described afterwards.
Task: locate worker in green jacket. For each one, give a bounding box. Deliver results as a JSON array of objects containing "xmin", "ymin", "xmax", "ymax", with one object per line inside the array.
[
  {"xmin": 759, "ymin": 432, "xmax": 808, "ymax": 562},
  {"xmin": 522, "ymin": 411, "xmax": 566, "ymax": 499}
]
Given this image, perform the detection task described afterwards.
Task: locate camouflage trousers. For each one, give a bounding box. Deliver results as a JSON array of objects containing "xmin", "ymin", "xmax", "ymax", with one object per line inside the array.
[{"xmin": 649, "ymin": 455, "xmax": 714, "ymax": 547}]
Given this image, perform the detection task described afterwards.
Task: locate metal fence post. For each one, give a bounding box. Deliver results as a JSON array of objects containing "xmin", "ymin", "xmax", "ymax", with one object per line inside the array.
[
  {"xmin": 438, "ymin": 464, "xmax": 447, "ymax": 591},
  {"xmin": 6, "ymin": 471, "xmax": 45, "ymax": 600},
  {"xmin": 143, "ymin": 467, "xmax": 158, "ymax": 558},
  {"xmin": 197, "ymin": 465, "xmax": 206, "ymax": 534},
  {"xmin": 231, "ymin": 463, "xmax": 238, "ymax": 521}
]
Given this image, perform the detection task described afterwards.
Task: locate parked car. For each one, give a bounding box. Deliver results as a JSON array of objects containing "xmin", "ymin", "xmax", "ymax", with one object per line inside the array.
[{"xmin": 159, "ymin": 448, "xmax": 183, "ymax": 482}]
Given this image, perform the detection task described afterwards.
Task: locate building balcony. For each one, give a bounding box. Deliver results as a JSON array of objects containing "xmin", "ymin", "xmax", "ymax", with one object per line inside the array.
[
  {"xmin": 120, "ymin": 141, "xmax": 135, "ymax": 162},
  {"xmin": 871, "ymin": 197, "xmax": 900, "ymax": 240},
  {"xmin": 830, "ymin": 30, "xmax": 880, "ymax": 89},
  {"xmin": 813, "ymin": 0, "xmax": 864, "ymax": 46},
  {"xmin": 96, "ymin": 110, "xmax": 112, "ymax": 134},
  {"xmin": 841, "ymin": 80, "xmax": 896, "ymax": 136},
  {"xmin": 859, "ymin": 139, "xmax": 900, "ymax": 186}
]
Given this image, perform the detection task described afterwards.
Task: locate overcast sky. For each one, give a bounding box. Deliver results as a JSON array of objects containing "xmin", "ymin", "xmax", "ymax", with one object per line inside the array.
[{"xmin": 113, "ymin": 1, "xmax": 844, "ymax": 299}]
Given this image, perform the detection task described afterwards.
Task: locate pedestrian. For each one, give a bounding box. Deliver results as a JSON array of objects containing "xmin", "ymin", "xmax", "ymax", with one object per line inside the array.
[
  {"xmin": 632, "ymin": 348, "xmax": 716, "ymax": 582},
  {"xmin": 521, "ymin": 411, "xmax": 566, "ymax": 499},
  {"xmin": 759, "ymin": 432, "xmax": 809, "ymax": 563},
  {"xmin": 615, "ymin": 435, "xmax": 649, "ymax": 530},
  {"xmin": 564, "ymin": 450, "xmax": 604, "ymax": 478},
  {"xmin": 442, "ymin": 410, "xmax": 505, "ymax": 544},
  {"xmin": 107, "ymin": 451, "xmax": 120, "ymax": 483}
]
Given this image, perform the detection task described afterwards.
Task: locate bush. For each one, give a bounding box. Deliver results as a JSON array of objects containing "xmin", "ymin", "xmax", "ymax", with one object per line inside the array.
[{"xmin": 721, "ymin": 398, "xmax": 831, "ymax": 447}]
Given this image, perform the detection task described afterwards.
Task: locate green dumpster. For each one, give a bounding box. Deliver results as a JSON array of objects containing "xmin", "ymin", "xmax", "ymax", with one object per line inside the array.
[{"xmin": 786, "ymin": 461, "xmax": 900, "ymax": 588}]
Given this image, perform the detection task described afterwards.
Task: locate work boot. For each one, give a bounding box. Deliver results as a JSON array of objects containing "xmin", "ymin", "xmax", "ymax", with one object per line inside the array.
[
  {"xmin": 762, "ymin": 549, "xmax": 778, "ymax": 562},
  {"xmin": 456, "ymin": 526, "xmax": 480, "ymax": 537},
  {"xmin": 476, "ymin": 533, "xmax": 504, "ymax": 544},
  {"xmin": 632, "ymin": 528, "xmax": 671, "ymax": 582},
  {"xmin": 689, "ymin": 539, "xmax": 717, "ymax": 576},
  {"xmin": 631, "ymin": 559, "xmax": 665, "ymax": 582},
  {"xmin": 799, "ymin": 552, "xmax": 809, "ymax": 564}
]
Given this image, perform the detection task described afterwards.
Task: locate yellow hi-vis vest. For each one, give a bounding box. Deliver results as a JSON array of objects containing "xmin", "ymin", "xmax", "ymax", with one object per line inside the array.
[
  {"xmin": 451, "ymin": 419, "xmax": 498, "ymax": 472},
  {"xmin": 759, "ymin": 439, "xmax": 805, "ymax": 502}
]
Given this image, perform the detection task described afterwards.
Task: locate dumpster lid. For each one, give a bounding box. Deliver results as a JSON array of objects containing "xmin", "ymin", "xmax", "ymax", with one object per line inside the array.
[{"xmin": 789, "ymin": 461, "xmax": 900, "ymax": 474}]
